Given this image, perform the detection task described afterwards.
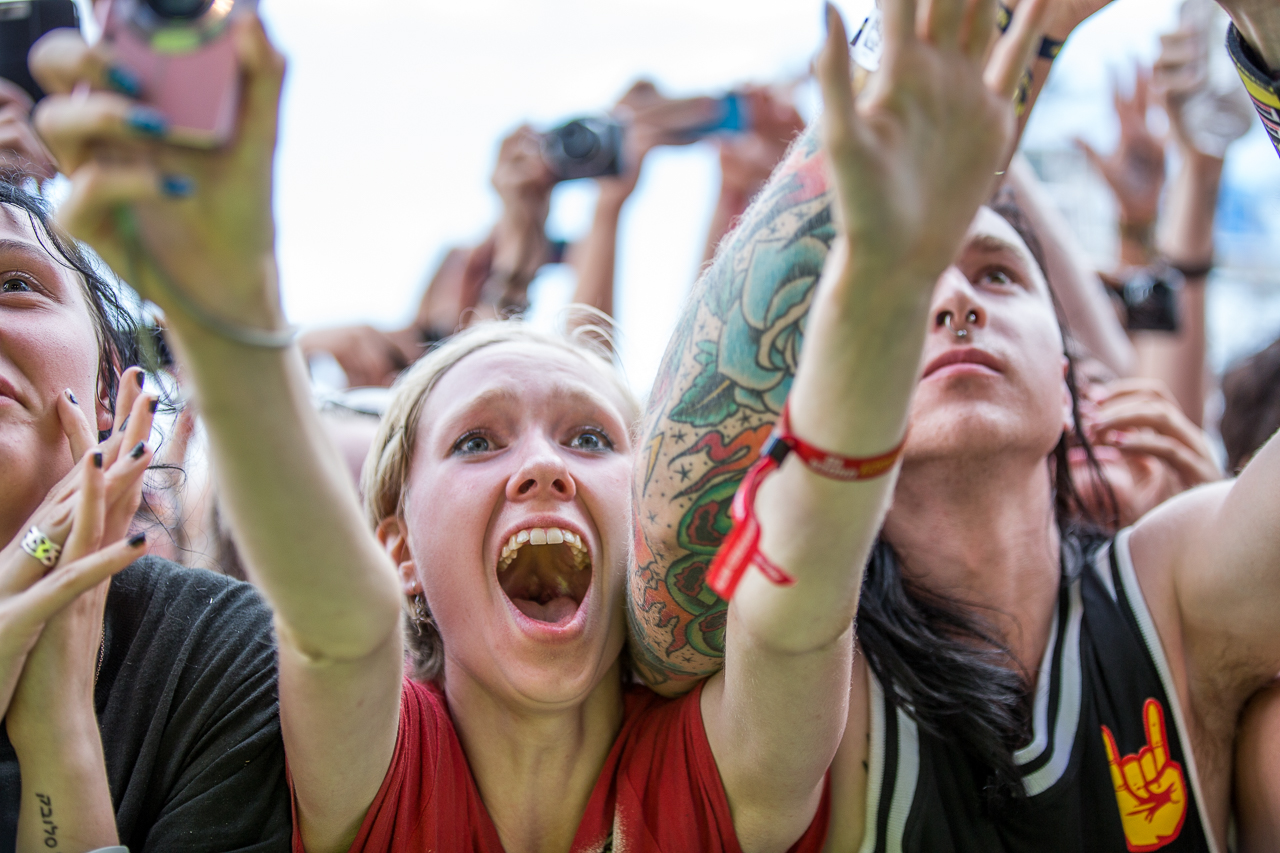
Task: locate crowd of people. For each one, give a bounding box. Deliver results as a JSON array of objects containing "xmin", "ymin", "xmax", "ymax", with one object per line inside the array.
[{"xmin": 0, "ymin": 0, "xmax": 1279, "ymax": 851}]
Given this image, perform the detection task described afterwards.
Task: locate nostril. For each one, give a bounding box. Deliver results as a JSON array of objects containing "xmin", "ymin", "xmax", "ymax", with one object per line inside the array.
[{"xmin": 517, "ymin": 479, "xmax": 536, "ymax": 495}]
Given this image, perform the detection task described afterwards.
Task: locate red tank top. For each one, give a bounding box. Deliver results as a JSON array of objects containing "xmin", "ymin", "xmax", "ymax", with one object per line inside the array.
[{"xmin": 291, "ymin": 676, "xmax": 830, "ymax": 852}]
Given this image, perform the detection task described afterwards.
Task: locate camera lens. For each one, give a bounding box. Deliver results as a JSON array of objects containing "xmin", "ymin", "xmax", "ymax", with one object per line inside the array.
[
  {"xmin": 559, "ymin": 122, "xmax": 600, "ymax": 160},
  {"xmin": 144, "ymin": 0, "xmax": 214, "ymax": 19}
]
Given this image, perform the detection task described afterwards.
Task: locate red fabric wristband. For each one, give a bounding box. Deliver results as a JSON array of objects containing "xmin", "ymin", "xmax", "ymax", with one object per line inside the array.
[{"xmin": 706, "ymin": 405, "xmax": 906, "ymax": 601}]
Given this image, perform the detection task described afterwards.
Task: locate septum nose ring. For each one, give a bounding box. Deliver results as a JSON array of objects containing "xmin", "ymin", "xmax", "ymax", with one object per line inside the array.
[{"xmin": 938, "ymin": 310, "xmax": 979, "ymax": 339}]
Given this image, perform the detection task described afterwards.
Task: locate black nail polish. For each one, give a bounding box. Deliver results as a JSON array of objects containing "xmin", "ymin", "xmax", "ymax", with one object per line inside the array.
[
  {"xmin": 149, "ymin": 398, "xmax": 159, "ymax": 414},
  {"xmin": 92, "ymin": 451, "xmax": 103, "ymax": 469},
  {"xmin": 106, "ymin": 66, "xmax": 142, "ymax": 97},
  {"xmin": 119, "ymin": 415, "xmax": 131, "ymax": 432},
  {"xmin": 65, "ymin": 389, "xmax": 79, "ymax": 405},
  {"xmin": 136, "ymin": 371, "xmax": 146, "ymax": 389},
  {"xmin": 128, "ymin": 532, "xmax": 147, "ymax": 547},
  {"xmin": 130, "ymin": 441, "xmax": 146, "ymax": 460}
]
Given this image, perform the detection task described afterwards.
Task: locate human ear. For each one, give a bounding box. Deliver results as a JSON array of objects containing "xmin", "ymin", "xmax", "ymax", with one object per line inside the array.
[
  {"xmin": 1060, "ymin": 357, "xmax": 1074, "ymax": 434},
  {"xmin": 376, "ymin": 516, "xmax": 421, "ymax": 596},
  {"xmin": 95, "ymin": 369, "xmax": 115, "ymax": 434}
]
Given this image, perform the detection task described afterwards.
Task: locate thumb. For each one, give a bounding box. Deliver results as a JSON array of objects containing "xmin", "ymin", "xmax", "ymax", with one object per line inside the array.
[{"xmin": 1074, "ymin": 137, "xmax": 1105, "ymax": 173}]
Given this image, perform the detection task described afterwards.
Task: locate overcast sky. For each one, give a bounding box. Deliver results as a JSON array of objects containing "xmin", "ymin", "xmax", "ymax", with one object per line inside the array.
[{"xmin": 133, "ymin": 0, "xmax": 1269, "ymax": 393}]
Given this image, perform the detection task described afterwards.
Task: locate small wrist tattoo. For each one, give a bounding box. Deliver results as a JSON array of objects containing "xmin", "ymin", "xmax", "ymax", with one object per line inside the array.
[{"xmin": 36, "ymin": 793, "xmax": 59, "ymax": 848}]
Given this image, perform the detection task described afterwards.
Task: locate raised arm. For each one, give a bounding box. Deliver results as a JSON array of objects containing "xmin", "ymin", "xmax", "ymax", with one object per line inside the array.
[
  {"xmin": 30, "ymin": 19, "xmax": 404, "ymax": 853},
  {"xmin": 675, "ymin": 3, "xmax": 1044, "ymax": 849}
]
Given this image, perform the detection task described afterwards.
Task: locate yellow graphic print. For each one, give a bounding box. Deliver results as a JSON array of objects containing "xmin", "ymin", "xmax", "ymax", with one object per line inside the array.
[{"xmin": 1101, "ymin": 699, "xmax": 1188, "ymax": 852}]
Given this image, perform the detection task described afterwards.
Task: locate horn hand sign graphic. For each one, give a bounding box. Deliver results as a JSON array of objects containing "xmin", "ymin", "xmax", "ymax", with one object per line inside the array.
[{"xmin": 1102, "ymin": 698, "xmax": 1188, "ymax": 852}]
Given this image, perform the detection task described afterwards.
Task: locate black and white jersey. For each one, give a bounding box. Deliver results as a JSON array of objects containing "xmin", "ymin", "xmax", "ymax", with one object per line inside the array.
[{"xmin": 857, "ymin": 529, "xmax": 1218, "ymax": 853}]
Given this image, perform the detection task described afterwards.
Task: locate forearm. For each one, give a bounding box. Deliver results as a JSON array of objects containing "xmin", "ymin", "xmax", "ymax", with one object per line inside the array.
[
  {"xmin": 14, "ymin": 717, "xmax": 117, "ymax": 853},
  {"xmin": 1005, "ymin": 156, "xmax": 1135, "ymax": 376},
  {"xmin": 570, "ymin": 195, "xmax": 623, "ymax": 319},
  {"xmin": 1132, "ymin": 155, "xmax": 1222, "ymax": 425},
  {"xmin": 166, "ymin": 266, "xmax": 402, "ymax": 662},
  {"xmin": 1230, "ymin": 7, "xmax": 1280, "ymax": 73},
  {"xmin": 735, "ymin": 249, "xmax": 926, "ymax": 653},
  {"xmin": 1161, "ymin": 153, "xmax": 1222, "ymax": 269}
]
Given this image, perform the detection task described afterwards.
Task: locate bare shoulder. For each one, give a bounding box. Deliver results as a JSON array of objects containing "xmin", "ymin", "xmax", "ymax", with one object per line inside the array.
[{"xmin": 1128, "ymin": 481, "xmax": 1234, "ymax": 616}]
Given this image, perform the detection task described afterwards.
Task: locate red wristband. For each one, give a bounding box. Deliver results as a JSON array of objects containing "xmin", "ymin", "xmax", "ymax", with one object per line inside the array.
[{"xmin": 705, "ymin": 405, "xmax": 906, "ymax": 601}]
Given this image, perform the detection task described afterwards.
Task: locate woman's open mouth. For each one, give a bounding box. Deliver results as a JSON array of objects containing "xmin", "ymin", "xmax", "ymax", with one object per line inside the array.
[{"xmin": 496, "ymin": 527, "xmax": 592, "ymax": 625}]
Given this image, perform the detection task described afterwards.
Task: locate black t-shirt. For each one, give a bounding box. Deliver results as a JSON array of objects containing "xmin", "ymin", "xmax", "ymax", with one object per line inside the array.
[{"xmin": 0, "ymin": 557, "xmax": 290, "ymax": 852}]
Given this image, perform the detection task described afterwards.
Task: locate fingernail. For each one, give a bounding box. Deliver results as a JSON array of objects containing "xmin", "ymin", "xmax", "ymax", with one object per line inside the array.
[
  {"xmin": 120, "ymin": 415, "xmax": 130, "ymax": 432},
  {"xmin": 65, "ymin": 389, "xmax": 79, "ymax": 405},
  {"xmin": 92, "ymin": 451, "xmax": 103, "ymax": 469},
  {"xmin": 127, "ymin": 106, "xmax": 168, "ymax": 137},
  {"xmin": 106, "ymin": 66, "xmax": 142, "ymax": 97},
  {"xmin": 136, "ymin": 371, "xmax": 145, "ymax": 389},
  {"xmin": 128, "ymin": 532, "xmax": 147, "ymax": 547},
  {"xmin": 130, "ymin": 441, "xmax": 146, "ymax": 460},
  {"xmin": 148, "ymin": 398, "xmax": 159, "ymax": 414},
  {"xmin": 161, "ymin": 174, "xmax": 195, "ymax": 198}
]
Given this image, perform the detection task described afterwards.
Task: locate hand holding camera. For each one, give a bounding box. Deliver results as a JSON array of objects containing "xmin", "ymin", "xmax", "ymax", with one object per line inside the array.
[
  {"xmin": 99, "ymin": 0, "xmax": 258, "ymax": 147},
  {"xmin": 29, "ymin": 11, "xmax": 288, "ymax": 343},
  {"xmin": 540, "ymin": 80, "xmax": 752, "ymax": 185}
]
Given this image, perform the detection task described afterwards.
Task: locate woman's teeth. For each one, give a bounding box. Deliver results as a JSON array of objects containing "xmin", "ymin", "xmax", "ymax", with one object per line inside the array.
[{"xmin": 498, "ymin": 527, "xmax": 590, "ymax": 571}]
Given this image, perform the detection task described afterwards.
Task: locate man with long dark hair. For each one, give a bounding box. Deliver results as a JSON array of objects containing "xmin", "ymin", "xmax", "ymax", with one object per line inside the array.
[{"xmin": 629, "ymin": 1, "xmax": 1278, "ymax": 850}]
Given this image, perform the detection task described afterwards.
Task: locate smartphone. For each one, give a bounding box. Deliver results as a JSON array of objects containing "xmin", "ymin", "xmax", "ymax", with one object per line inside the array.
[
  {"xmin": 0, "ymin": 0, "xmax": 80, "ymax": 103},
  {"xmin": 98, "ymin": 0, "xmax": 256, "ymax": 147}
]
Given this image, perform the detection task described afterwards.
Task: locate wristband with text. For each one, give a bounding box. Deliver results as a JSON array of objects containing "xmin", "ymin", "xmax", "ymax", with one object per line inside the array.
[
  {"xmin": 706, "ymin": 404, "xmax": 906, "ymax": 600},
  {"xmin": 1228, "ymin": 23, "xmax": 1280, "ymax": 157}
]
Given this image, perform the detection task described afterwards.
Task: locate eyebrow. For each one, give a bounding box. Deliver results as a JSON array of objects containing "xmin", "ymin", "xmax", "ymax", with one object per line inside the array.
[
  {"xmin": 0, "ymin": 237, "xmax": 67, "ymax": 282},
  {"xmin": 964, "ymin": 234, "xmax": 1033, "ymax": 263},
  {"xmin": 432, "ymin": 381, "xmax": 625, "ymax": 438}
]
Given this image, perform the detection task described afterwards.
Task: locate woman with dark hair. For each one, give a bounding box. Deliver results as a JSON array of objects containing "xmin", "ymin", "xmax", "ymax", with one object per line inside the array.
[
  {"xmin": 0, "ymin": 146, "xmax": 289, "ymax": 851},
  {"xmin": 631, "ymin": 4, "xmax": 1280, "ymax": 853}
]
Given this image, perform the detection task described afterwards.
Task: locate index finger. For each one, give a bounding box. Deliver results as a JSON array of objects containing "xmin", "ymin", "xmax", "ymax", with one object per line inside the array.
[
  {"xmin": 28, "ymin": 28, "xmax": 107, "ymax": 97},
  {"xmin": 1144, "ymin": 699, "xmax": 1169, "ymax": 770},
  {"xmin": 1101, "ymin": 725, "xmax": 1129, "ymax": 793}
]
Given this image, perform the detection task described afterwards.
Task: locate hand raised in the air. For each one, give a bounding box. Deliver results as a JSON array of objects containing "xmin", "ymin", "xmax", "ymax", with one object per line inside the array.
[{"xmin": 816, "ymin": 0, "xmax": 1048, "ymax": 286}]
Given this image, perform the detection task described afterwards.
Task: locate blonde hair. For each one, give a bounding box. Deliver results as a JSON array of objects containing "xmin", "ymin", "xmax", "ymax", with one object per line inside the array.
[{"xmin": 361, "ymin": 317, "xmax": 639, "ymax": 682}]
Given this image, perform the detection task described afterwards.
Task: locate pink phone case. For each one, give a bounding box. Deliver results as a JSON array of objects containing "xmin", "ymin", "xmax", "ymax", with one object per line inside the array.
[{"xmin": 97, "ymin": 0, "xmax": 245, "ymax": 147}]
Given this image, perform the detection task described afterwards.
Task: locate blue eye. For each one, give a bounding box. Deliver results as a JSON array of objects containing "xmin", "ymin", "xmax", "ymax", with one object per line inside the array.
[
  {"xmin": 570, "ymin": 429, "xmax": 612, "ymax": 452},
  {"xmin": 454, "ymin": 434, "xmax": 492, "ymax": 455}
]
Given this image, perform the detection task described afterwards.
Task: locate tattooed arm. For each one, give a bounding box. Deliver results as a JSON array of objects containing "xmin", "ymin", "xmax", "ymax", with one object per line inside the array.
[{"xmin": 628, "ymin": 125, "xmax": 833, "ymax": 691}]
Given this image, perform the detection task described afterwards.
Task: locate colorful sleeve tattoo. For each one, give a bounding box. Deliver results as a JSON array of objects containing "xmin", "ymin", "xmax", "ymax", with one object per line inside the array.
[{"xmin": 627, "ymin": 128, "xmax": 837, "ymax": 688}]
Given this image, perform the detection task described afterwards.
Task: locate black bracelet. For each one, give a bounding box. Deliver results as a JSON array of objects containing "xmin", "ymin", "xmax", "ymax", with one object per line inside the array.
[{"xmin": 1169, "ymin": 259, "xmax": 1214, "ymax": 281}]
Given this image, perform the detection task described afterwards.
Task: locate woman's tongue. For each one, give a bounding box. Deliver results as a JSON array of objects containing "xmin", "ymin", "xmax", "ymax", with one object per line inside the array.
[{"xmin": 513, "ymin": 595, "xmax": 578, "ymax": 624}]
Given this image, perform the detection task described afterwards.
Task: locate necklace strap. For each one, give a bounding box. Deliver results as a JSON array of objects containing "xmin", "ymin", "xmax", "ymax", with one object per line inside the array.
[{"xmin": 706, "ymin": 404, "xmax": 906, "ymax": 600}]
